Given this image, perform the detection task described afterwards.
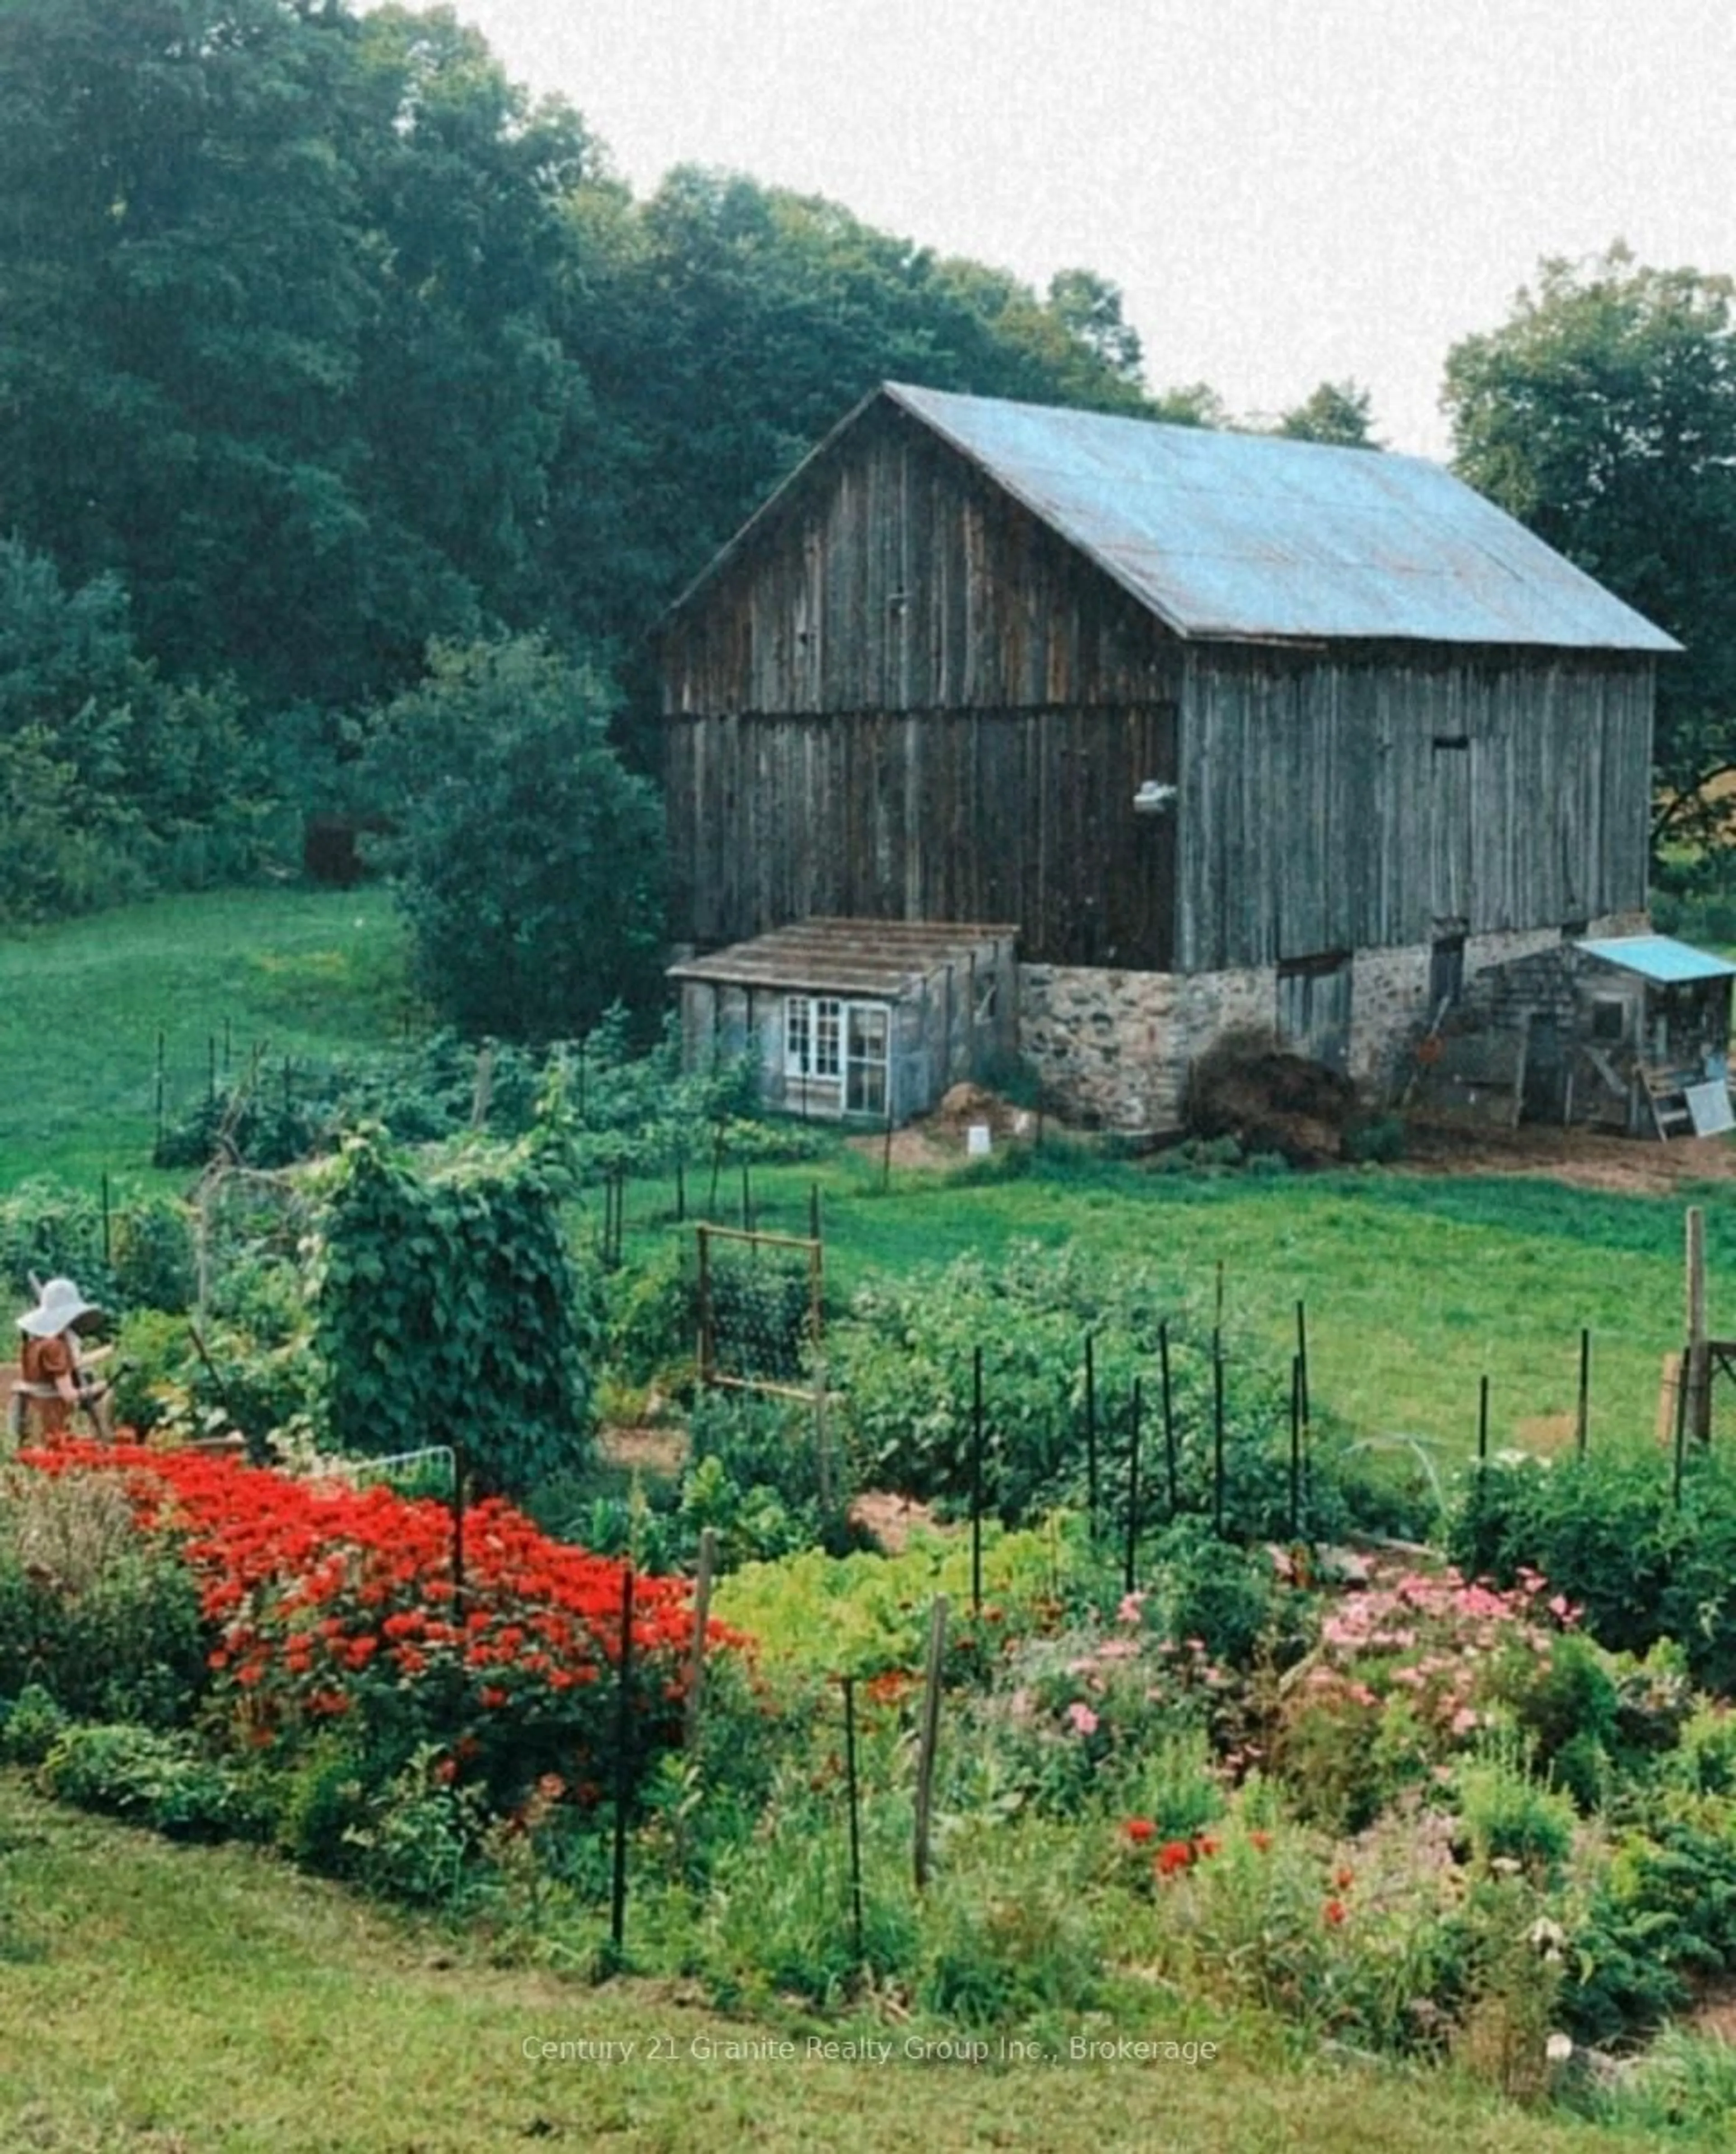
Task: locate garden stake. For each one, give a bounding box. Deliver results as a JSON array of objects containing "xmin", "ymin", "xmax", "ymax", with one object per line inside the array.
[
  {"xmin": 1296, "ymin": 1299, "xmax": 1310, "ymax": 1429},
  {"xmin": 100, "ymin": 1172, "xmax": 111, "ymax": 1268},
  {"xmin": 1160, "ymin": 1320, "xmax": 1177, "ymax": 1514},
  {"xmin": 1124, "ymin": 1376, "xmax": 1142, "ymax": 1594},
  {"xmin": 675, "ymin": 1158, "xmax": 686, "ymax": 1223},
  {"xmin": 450, "ymin": 1441, "xmax": 467, "ymax": 1619},
  {"xmin": 708, "ymin": 1121, "xmax": 726, "ymax": 1214},
  {"xmin": 809, "ymin": 1181, "xmax": 821, "ymax": 1242},
  {"xmin": 1212, "ymin": 1337, "xmax": 1226, "ymax": 1536},
  {"xmin": 683, "ymin": 1528, "xmax": 718, "ymax": 1753},
  {"xmin": 1477, "ymin": 1375, "xmax": 1490, "ymax": 1464},
  {"xmin": 1289, "ymin": 1354, "xmax": 1302, "ymax": 1540},
  {"xmin": 842, "ymin": 1676, "xmax": 864, "ymax": 1964},
  {"xmin": 971, "ymin": 1346, "xmax": 985, "ymax": 1615},
  {"xmin": 610, "ymin": 1565, "xmax": 636, "ymax": 1958},
  {"xmin": 1084, "ymin": 1332, "xmax": 1099, "ymax": 1542},
  {"xmin": 1673, "ymin": 1339, "xmax": 1689, "ymax": 1507},
  {"xmin": 914, "ymin": 1597, "xmax": 948, "ymax": 1889},
  {"xmin": 1576, "ymin": 1328, "xmax": 1591, "ymax": 1457},
  {"xmin": 740, "ymin": 1162, "xmax": 751, "ymax": 1233},
  {"xmin": 223, "ymin": 1015, "xmax": 231, "ymax": 1071}
]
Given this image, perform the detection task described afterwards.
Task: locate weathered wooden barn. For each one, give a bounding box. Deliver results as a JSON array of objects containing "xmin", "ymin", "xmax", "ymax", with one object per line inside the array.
[{"xmin": 661, "ymin": 383, "xmax": 1677, "ymax": 1127}]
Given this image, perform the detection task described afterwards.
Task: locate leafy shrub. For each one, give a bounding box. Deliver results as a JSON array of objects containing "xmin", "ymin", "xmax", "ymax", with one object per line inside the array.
[
  {"xmin": 1447, "ymin": 1450, "xmax": 1736, "ymax": 1691},
  {"xmin": 308, "ymin": 1125, "xmax": 596, "ymax": 1495},
  {"xmin": 1341, "ymin": 1112, "xmax": 1407, "ymax": 1165},
  {"xmin": 1562, "ymin": 1786, "xmax": 1736, "ymax": 2043},
  {"xmin": 37, "ymin": 1722, "xmax": 244, "ymax": 1840},
  {"xmin": 602, "ymin": 1236, "xmax": 694, "ymax": 1389},
  {"xmin": 0, "ymin": 1682, "xmax": 68, "ymax": 1765}
]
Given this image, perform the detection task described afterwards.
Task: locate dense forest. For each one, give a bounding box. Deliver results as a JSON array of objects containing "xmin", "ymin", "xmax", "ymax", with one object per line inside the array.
[{"xmin": 2, "ymin": 1, "xmax": 1731, "ymax": 1017}]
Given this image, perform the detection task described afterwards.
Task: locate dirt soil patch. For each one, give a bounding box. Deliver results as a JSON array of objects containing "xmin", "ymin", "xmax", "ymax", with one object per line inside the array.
[
  {"xmin": 848, "ymin": 1489, "xmax": 943, "ymax": 1553},
  {"xmin": 598, "ymin": 1426, "xmax": 689, "ymax": 1478},
  {"xmin": 1397, "ymin": 1115, "xmax": 1736, "ymax": 1197}
]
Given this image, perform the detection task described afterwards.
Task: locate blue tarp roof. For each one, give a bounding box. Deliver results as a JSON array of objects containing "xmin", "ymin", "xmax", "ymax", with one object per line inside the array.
[
  {"xmin": 1575, "ymin": 935, "xmax": 1736, "ymax": 984},
  {"xmin": 877, "ymin": 384, "xmax": 1680, "ymax": 651}
]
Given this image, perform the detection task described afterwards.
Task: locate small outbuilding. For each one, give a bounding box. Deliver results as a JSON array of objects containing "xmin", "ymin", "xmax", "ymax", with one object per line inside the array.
[
  {"xmin": 1420, "ymin": 934, "xmax": 1736, "ymax": 1136},
  {"xmin": 669, "ymin": 918, "xmax": 1018, "ymax": 1123}
]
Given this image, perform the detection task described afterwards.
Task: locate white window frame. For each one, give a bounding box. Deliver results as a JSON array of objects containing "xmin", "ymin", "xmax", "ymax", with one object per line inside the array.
[{"xmin": 783, "ymin": 992, "xmax": 889, "ymax": 1114}]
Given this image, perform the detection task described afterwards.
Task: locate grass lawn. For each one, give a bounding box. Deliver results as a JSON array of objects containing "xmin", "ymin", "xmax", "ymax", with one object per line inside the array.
[
  {"xmin": 0, "ymin": 1773, "xmax": 1666, "ymax": 2154},
  {"xmin": 0, "ymin": 887, "xmax": 413, "ymax": 1190}
]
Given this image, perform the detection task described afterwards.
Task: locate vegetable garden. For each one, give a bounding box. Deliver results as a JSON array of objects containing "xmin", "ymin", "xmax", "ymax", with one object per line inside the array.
[{"xmin": 9, "ymin": 1007, "xmax": 1736, "ymax": 2142}]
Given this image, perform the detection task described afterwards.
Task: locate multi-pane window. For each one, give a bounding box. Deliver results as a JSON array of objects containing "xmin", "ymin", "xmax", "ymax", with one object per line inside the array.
[
  {"xmin": 786, "ymin": 995, "xmax": 843, "ymax": 1077},
  {"xmin": 784, "ymin": 993, "xmax": 887, "ymax": 1112}
]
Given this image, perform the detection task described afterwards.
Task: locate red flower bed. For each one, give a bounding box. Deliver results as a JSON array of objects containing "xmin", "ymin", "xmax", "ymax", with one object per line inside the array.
[{"xmin": 19, "ymin": 1441, "xmax": 746, "ymax": 1795}]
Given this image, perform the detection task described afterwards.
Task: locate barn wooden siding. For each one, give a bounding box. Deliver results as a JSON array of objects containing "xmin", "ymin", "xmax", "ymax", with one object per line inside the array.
[
  {"xmin": 670, "ymin": 703, "xmax": 1177, "ymax": 968},
  {"xmin": 662, "ymin": 402, "xmax": 1181, "ymax": 716},
  {"xmin": 665, "ymin": 401, "xmax": 1182, "ymax": 967},
  {"xmin": 1178, "ymin": 645, "xmax": 1656, "ymax": 973}
]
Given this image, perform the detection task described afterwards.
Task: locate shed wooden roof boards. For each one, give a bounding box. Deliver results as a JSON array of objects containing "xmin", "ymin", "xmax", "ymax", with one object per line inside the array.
[
  {"xmin": 667, "ymin": 383, "xmax": 1679, "ymax": 656},
  {"xmin": 668, "ymin": 918, "xmax": 1017, "ymax": 998}
]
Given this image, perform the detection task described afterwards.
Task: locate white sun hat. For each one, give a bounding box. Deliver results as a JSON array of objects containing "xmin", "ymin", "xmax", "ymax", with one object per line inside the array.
[{"xmin": 18, "ymin": 1277, "xmax": 99, "ymax": 1338}]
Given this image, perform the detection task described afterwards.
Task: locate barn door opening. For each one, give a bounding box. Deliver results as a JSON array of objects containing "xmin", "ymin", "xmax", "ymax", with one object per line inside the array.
[
  {"xmin": 1429, "ymin": 736, "xmax": 1472, "ymax": 923},
  {"xmin": 1277, "ymin": 952, "xmax": 1352, "ymax": 1073}
]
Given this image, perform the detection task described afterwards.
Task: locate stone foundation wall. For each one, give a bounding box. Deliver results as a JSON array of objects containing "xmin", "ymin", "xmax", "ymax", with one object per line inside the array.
[{"xmin": 1018, "ymin": 912, "xmax": 1647, "ymax": 1131}]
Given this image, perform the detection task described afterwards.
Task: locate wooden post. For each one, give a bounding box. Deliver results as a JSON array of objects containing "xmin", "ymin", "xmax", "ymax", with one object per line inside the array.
[
  {"xmin": 471, "ymin": 1042, "xmax": 493, "ymax": 1129},
  {"xmin": 1674, "ymin": 1338, "xmax": 1690, "ymax": 1507},
  {"xmin": 1687, "ymin": 1206, "xmax": 1712, "ymax": 1444},
  {"xmin": 683, "ymin": 1528, "xmax": 718, "ymax": 1753},
  {"xmin": 913, "ymin": 1596, "xmax": 948, "ymax": 1889}
]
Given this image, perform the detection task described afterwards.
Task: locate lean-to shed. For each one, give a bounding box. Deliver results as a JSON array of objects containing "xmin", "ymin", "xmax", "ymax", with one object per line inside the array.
[
  {"xmin": 669, "ymin": 918, "xmax": 1017, "ymax": 1124},
  {"xmin": 662, "ymin": 383, "xmax": 1678, "ymax": 1128}
]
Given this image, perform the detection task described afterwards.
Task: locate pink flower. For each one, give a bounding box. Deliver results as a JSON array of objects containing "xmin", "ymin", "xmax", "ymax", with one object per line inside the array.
[{"xmin": 1066, "ymin": 1701, "xmax": 1100, "ymax": 1736}]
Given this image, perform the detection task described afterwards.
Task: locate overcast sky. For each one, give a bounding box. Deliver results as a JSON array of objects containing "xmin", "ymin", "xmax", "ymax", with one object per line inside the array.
[{"xmin": 442, "ymin": 0, "xmax": 1736, "ymax": 458}]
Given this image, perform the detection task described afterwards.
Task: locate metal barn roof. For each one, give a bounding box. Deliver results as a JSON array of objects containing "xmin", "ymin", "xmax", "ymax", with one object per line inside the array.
[
  {"xmin": 870, "ymin": 384, "xmax": 1678, "ymax": 652},
  {"xmin": 669, "ymin": 918, "xmax": 1016, "ymax": 998},
  {"xmin": 1575, "ymin": 935, "xmax": 1736, "ymax": 984}
]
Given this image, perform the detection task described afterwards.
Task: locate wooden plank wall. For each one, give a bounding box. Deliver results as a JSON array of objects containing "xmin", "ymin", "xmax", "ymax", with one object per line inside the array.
[
  {"xmin": 670, "ymin": 703, "xmax": 1178, "ymax": 968},
  {"xmin": 662, "ymin": 402, "xmax": 1183, "ymax": 717},
  {"xmin": 1178, "ymin": 646, "xmax": 1655, "ymax": 972}
]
